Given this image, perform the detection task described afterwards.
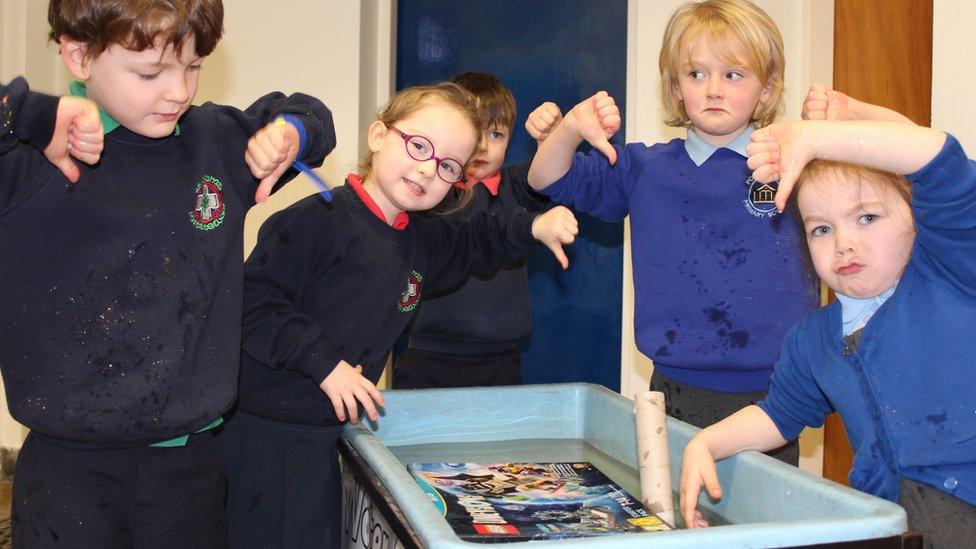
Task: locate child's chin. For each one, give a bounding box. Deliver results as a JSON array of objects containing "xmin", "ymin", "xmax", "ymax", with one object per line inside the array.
[
  {"xmin": 838, "ymin": 287, "xmax": 886, "ymax": 300},
  {"xmin": 466, "ymin": 167, "xmax": 491, "ymax": 181},
  {"xmin": 131, "ymin": 124, "xmax": 177, "ymax": 139}
]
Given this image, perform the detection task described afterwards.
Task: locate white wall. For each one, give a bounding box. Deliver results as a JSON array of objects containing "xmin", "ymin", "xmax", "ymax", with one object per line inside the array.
[
  {"xmin": 1, "ymin": 0, "xmax": 71, "ymax": 94},
  {"xmin": 933, "ymin": 0, "xmax": 976, "ymax": 150}
]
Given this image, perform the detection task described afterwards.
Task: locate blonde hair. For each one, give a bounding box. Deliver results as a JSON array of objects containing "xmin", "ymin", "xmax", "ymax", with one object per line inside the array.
[
  {"xmin": 360, "ymin": 82, "xmax": 483, "ymax": 212},
  {"xmin": 659, "ymin": 0, "xmax": 785, "ymax": 128},
  {"xmin": 796, "ymin": 160, "xmax": 913, "ymax": 208}
]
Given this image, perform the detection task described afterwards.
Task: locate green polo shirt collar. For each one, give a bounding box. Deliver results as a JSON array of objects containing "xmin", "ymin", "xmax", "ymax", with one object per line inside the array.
[
  {"xmin": 150, "ymin": 417, "xmax": 224, "ymax": 447},
  {"xmin": 69, "ymin": 80, "xmax": 180, "ymax": 136}
]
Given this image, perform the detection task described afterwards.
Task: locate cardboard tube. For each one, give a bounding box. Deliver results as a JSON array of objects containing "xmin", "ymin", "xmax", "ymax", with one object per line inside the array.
[{"xmin": 634, "ymin": 390, "xmax": 674, "ymax": 526}]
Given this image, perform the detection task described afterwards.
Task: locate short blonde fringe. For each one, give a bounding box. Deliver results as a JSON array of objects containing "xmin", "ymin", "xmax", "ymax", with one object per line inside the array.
[{"xmin": 659, "ymin": 0, "xmax": 785, "ymax": 128}]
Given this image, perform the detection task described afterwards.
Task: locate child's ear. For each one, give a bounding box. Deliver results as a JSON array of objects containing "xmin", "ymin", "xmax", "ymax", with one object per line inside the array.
[
  {"xmin": 366, "ymin": 120, "xmax": 387, "ymax": 153},
  {"xmin": 59, "ymin": 37, "xmax": 91, "ymax": 80},
  {"xmin": 759, "ymin": 80, "xmax": 773, "ymax": 104}
]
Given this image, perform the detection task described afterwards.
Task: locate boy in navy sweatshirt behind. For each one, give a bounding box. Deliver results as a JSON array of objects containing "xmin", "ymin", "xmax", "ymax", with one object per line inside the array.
[{"xmin": 0, "ymin": 1, "xmax": 334, "ymax": 547}]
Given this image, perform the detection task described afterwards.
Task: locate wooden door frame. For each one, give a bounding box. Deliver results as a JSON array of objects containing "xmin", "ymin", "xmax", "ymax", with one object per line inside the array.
[{"xmin": 824, "ymin": 0, "xmax": 933, "ymax": 485}]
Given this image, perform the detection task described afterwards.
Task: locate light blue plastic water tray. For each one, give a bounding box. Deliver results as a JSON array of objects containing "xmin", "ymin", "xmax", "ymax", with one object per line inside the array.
[{"xmin": 342, "ymin": 383, "xmax": 906, "ymax": 548}]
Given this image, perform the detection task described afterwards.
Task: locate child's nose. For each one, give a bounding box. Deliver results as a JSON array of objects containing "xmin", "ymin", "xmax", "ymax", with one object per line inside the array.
[
  {"xmin": 834, "ymin": 233, "xmax": 855, "ymax": 255},
  {"xmin": 165, "ymin": 75, "xmax": 190, "ymax": 103},
  {"xmin": 707, "ymin": 76, "xmax": 724, "ymax": 98},
  {"xmin": 417, "ymin": 157, "xmax": 438, "ymax": 179}
]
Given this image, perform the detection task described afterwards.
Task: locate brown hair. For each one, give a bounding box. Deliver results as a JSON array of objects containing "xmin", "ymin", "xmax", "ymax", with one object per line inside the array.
[
  {"xmin": 659, "ymin": 0, "xmax": 784, "ymax": 128},
  {"xmin": 452, "ymin": 72, "xmax": 517, "ymax": 131},
  {"xmin": 48, "ymin": 0, "xmax": 224, "ymax": 59},
  {"xmin": 361, "ymin": 82, "xmax": 483, "ymax": 212}
]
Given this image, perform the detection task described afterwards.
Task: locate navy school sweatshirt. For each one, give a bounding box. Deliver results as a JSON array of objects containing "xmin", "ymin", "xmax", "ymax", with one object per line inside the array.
[
  {"xmin": 237, "ymin": 177, "xmax": 539, "ymax": 426},
  {"xmin": 0, "ymin": 77, "xmax": 335, "ymax": 447},
  {"xmin": 406, "ymin": 163, "xmax": 550, "ymax": 354}
]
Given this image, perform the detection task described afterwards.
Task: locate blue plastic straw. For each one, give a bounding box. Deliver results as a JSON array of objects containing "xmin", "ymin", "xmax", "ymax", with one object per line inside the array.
[{"xmin": 293, "ymin": 160, "xmax": 333, "ymax": 202}]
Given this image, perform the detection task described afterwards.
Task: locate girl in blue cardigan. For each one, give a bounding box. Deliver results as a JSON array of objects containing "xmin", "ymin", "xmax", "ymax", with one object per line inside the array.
[{"xmin": 680, "ymin": 118, "xmax": 976, "ymax": 545}]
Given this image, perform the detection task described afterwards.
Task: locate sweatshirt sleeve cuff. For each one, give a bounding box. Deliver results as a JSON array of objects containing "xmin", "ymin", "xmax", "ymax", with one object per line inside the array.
[
  {"xmin": 755, "ymin": 399, "xmax": 803, "ymax": 442},
  {"xmin": 279, "ymin": 108, "xmax": 336, "ymax": 167},
  {"xmin": 279, "ymin": 114, "xmax": 307, "ymax": 158},
  {"xmin": 0, "ymin": 78, "xmax": 61, "ymax": 150},
  {"xmin": 15, "ymin": 85, "xmax": 60, "ymax": 150},
  {"xmin": 299, "ymin": 340, "xmax": 342, "ymax": 385},
  {"xmin": 908, "ymin": 133, "xmax": 970, "ymax": 190},
  {"xmin": 516, "ymin": 210, "xmax": 538, "ymax": 247}
]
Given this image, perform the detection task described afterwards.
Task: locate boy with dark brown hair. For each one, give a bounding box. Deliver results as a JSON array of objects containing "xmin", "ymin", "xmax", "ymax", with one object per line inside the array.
[{"xmin": 0, "ymin": 1, "xmax": 334, "ymax": 546}]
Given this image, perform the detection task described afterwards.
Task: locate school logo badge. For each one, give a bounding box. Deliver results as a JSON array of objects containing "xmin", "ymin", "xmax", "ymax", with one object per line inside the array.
[
  {"xmin": 743, "ymin": 175, "xmax": 779, "ymax": 218},
  {"xmin": 189, "ymin": 175, "xmax": 225, "ymax": 231},
  {"xmin": 397, "ymin": 270, "xmax": 423, "ymax": 312}
]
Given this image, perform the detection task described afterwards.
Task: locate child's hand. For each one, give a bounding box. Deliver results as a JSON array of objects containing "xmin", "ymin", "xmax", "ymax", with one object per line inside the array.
[
  {"xmin": 569, "ymin": 91, "xmax": 620, "ymax": 164},
  {"xmin": 801, "ymin": 84, "xmax": 852, "ymax": 121},
  {"xmin": 679, "ymin": 436, "xmax": 723, "ymax": 529},
  {"xmin": 525, "ymin": 102, "xmax": 563, "ymax": 142},
  {"xmin": 530, "ymin": 205, "xmax": 578, "ymax": 270},
  {"xmin": 246, "ymin": 119, "xmax": 301, "ymax": 203},
  {"xmin": 746, "ymin": 121, "xmax": 814, "ymax": 212},
  {"xmin": 45, "ymin": 96, "xmax": 103, "ymax": 183},
  {"xmin": 318, "ymin": 360, "xmax": 385, "ymax": 423}
]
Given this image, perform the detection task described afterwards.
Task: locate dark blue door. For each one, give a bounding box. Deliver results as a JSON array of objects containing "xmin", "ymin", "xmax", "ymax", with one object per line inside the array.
[{"xmin": 396, "ymin": 0, "xmax": 627, "ymax": 390}]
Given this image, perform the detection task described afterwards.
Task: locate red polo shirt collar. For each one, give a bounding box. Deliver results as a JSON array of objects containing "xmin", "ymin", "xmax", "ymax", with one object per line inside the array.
[
  {"xmin": 347, "ymin": 174, "xmax": 410, "ymax": 230},
  {"xmin": 462, "ymin": 170, "xmax": 501, "ymax": 195}
]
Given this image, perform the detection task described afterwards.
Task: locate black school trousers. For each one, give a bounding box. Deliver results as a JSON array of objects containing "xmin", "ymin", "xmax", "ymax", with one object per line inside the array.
[
  {"xmin": 393, "ymin": 347, "xmax": 522, "ymax": 389},
  {"xmin": 11, "ymin": 430, "xmax": 227, "ymax": 548},
  {"xmin": 650, "ymin": 370, "xmax": 799, "ymax": 466},
  {"xmin": 216, "ymin": 410, "xmax": 343, "ymax": 549}
]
